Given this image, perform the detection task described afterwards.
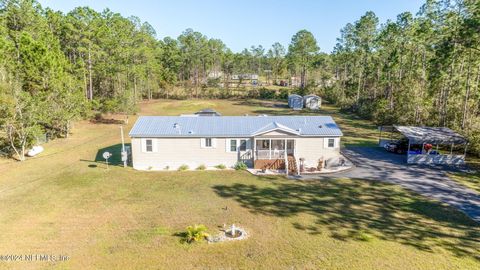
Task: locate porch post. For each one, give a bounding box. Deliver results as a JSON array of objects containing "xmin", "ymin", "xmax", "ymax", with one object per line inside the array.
[
  {"xmin": 284, "ymin": 139, "xmax": 288, "ymax": 175},
  {"xmin": 269, "ymin": 139, "xmax": 272, "ymax": 160},
  {"xmin": 253, "ymin": 138, "xmax": 256, "ymax": 160}
]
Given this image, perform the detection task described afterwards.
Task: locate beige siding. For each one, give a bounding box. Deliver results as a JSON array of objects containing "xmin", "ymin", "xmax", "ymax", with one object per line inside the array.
[
  {"xmin": 294, "ymin": 137, "xmax": 341, "ymax": 167},
  {"xmin": 131, "ymin": 136, "xmax": 341, "ymax": 171},
  {"xmin": 131, "ymin": 137, "xmax": 251, "ymax": 170}
]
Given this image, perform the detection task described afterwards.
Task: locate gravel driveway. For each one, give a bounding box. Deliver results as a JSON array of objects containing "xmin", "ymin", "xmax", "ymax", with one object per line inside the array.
[{"xmin": 299, "ymin": 147, "xmax": 480, "ymax": 223}]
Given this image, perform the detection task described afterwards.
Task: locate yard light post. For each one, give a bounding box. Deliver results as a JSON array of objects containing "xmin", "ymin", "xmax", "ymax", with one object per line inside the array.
[
  {"xmin": 120, "ymin": 125, "xmax": 127, "ymax": 168},
  {"xmin": 103, "ymin": 151, "xmax": 112, "ymax": 169}
]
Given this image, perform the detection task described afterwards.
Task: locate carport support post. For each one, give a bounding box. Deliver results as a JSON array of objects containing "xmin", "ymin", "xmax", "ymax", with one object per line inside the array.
[{"xmin": 407, "ymin": 140, "xmax": 411, "ymax": 162}]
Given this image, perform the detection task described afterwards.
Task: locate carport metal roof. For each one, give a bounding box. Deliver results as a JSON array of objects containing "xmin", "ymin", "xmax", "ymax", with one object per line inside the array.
[{"xmin": 394, "ymin": 126, "xmax": 467, "ymax": 145}]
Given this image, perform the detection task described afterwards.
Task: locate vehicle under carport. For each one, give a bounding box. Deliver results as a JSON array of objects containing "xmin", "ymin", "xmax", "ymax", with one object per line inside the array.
[{"xmin": 378, "ymin": 125, "xmax": 468, "ymax": 165}]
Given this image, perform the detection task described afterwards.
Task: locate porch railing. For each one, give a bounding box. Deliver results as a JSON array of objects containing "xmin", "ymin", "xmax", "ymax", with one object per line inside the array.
[{"xmin": 256, "ymin": 149, "xmax": 286, "ymax": 159}]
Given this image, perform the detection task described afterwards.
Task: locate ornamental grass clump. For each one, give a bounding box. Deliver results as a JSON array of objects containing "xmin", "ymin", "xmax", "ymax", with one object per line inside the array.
[
  {"xmin": 184, "ymin": 224, "xmax": 209, "ymax": 243},
  {"xmin": 234, "ymin": 161, "xmax": 247, "ymax": 170},
  {"xmin": 178, "ymin": 164, "xmax": 189, "ymax": 171},
  {"xmin": 215, "ymin": 164, "xmax": 226, "ymax": 170}
]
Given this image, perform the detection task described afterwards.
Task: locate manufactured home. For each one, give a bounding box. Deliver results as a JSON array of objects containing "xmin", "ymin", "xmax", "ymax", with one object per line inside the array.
[{"xmin": 129, "ymin": 115, "xmax": 343, "ymax": 172}]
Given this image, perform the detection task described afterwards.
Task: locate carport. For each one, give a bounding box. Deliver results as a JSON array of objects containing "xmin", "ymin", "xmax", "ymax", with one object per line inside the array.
[{"xmin": 388, "ymin": 126, "xmax": 468, "ymax": 165}]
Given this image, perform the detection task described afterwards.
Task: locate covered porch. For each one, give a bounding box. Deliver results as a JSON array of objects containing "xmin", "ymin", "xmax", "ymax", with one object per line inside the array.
[{"xmin": 253, "ymin": 138, "xmax": 296, "ymax": 173}]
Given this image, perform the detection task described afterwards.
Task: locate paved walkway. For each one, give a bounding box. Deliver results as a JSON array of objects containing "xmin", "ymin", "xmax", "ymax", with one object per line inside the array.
[{"xmin": 298, "ymin": 147, "xmax": 480, "ymax": 223}]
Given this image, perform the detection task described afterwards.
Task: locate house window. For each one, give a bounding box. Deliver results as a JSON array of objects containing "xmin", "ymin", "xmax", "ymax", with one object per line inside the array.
[
  {"xmin": 240, "ymin": 139, "xmax": 247, "ymax": 151},
  {"xmin": 146, "ymin": 139, "xmax": 153, "ymax": 152},
  {"xmin": 327, "ymin": 138, "xmax": 335, "ymax": 148},
  {"xmin": 230, "ymin": 139, "xmax": 237, "ymax": 152},
  {"xmin": 205, "ymin": 138, "xmax": 212, "ymax": 147}
]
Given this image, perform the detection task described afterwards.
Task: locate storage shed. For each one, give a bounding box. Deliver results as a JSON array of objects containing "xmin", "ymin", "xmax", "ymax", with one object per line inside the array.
[
  {"xmin": 303, "ymin": 94, "xmax": 321, "ymax": 110},
  {"xmin": 288, "ymin": 94, "xmax": 303, "ymax": 110}
]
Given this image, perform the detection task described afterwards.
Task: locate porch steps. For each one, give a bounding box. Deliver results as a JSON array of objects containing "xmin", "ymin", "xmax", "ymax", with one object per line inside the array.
[
  {"xmin": 254, "ymin": 159, "xmax": 285, "ymax": 170},
  {"xmin": 287, "ymin": 156, "xmax": 298, "ymax": 175},
  {"xmin": 253, "ymin": 155, "xmax": 298, "ymax": 175}
]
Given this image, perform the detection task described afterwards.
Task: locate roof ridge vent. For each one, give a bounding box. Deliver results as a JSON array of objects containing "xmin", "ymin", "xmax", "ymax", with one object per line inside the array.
[{"xmin": 173, "ymin": 123, "xmax": 181, "ymax": 134}]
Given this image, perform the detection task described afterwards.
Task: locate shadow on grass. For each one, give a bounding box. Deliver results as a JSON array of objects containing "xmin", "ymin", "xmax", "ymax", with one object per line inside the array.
[
  {"xmin": 94, "ymin": 143, "xmax": 131, "ymax": 167},
  {"xmin": 212, "ymin": 178, "xmax": 480, "ymax": 260},
  {"xmin": 172, "ymin": 231, "xmax": 189, "ymax": 244}
]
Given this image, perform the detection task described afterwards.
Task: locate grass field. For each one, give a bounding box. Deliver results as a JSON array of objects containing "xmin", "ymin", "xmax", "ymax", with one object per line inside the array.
[{"xmin": 0, "ymin": 99, "xmax": 479, "ymax": 270}]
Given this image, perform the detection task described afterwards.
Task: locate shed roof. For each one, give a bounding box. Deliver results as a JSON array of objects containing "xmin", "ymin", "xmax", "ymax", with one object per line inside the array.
[
  {"xmin": 129, "ymin": 116, "xmax": 343, "ymax": 138},
  {"xmin": 394, "ymin": 126, "xmax": 467, "ymax": 144}
]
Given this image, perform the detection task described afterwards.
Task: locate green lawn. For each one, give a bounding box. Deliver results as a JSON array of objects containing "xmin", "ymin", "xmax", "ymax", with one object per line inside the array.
[
  {"xmin": 0, "ymin": 99, "xmax": 478, "ymax": 270},
  {"xmin": 449, "ymin": 172, "xmax": 480, "ymax": 194}
]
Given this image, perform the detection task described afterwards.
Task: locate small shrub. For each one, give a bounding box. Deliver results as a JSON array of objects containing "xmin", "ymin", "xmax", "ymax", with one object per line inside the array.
[
  {"xmin": 178, "ymin": 164, "xmax": 189, "ymax": 171},
  {"xmin": 277, "ymin": 88, "xmax": 290, "ymax": 99},
  {"xmin": 94, "ymin": 112, "xmax": 103, "ymax": 121},
  {"xmin": 184, "ymin": 224, "xmax": 209, "ymax": 243},
  {"xmin": 196, "ymin": 164, "xmax": 206, "ymax": 170},
  {"xmin": 164, "ymin": 166, "xmax": 170, "ymax": 170},
  {"xmin": 258, "ymin": 87, "xmax": 277, "ymax": 99},
  {"xmin": 234, "ymin": 161, "xmax": 247, "ymax": 171},
  {"xmin": 215, "ymin": 164, "xmax": 226, "ymax": 170}
]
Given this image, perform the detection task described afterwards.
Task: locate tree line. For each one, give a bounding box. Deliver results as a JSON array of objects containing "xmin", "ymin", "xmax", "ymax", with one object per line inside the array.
[
  {"xmin": 328, "ymin": 0, "xmax": 480, "ymax": 154},
  {"xmin": 0, "ymin": 0, "xmax": 479, "ymax": 159}
]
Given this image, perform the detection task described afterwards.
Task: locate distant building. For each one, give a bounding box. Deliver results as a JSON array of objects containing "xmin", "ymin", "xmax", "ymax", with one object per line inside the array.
[
  {"xmin": 231, "ymin": 74, "xmax": 258, "ymax": 80},
  {"xmin": 207, "ymin": 70, "xmax": 223, "ymax": 79}
]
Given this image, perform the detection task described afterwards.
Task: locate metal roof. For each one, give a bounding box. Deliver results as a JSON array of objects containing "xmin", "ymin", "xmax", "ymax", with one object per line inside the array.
[
  {"xmin": 394, "ymin": 126, "xmax": 467, "ymax": 145},
  {"xmin": 129, "ymin": 116, "xmax": 343, "ymax": 138}
]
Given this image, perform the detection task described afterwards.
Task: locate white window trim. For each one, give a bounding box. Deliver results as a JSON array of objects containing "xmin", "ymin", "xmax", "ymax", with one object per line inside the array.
[
  {"xmin": 201, "ymin": 138, "xmax": 216, "ymax": 148},
  {"xmin": 324, "ymin": 137, "xmax": 339, "ymax": 149},
  {"xmin": 226, "ymin": 138, "xmax": 250, "ymax": 152},
  {"xmin": 142, "ymin": 138, "xmax": 158, "ymax": 153}
]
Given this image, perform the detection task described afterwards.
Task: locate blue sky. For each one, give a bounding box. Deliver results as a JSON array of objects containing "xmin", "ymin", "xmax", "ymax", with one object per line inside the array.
[{"xmin": 39, "ymin": 0, "xmax": 425, "ymax": 53}]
